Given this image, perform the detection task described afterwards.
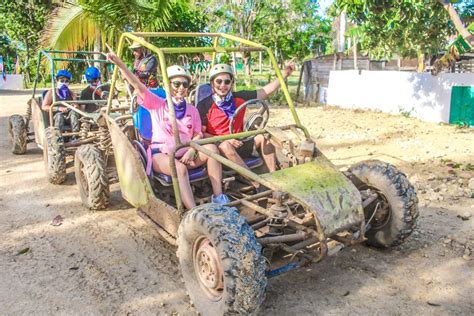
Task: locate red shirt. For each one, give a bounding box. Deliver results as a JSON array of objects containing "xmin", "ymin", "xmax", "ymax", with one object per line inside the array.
[{"xmin": 197, "ymin": 90, "xmax": 257, "ymax": 136}]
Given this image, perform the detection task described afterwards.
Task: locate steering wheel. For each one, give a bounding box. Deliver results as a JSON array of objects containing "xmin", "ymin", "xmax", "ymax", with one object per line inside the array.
[
  {"xmin": 229, "ymin": 99, "xmax": 270, "ymax": 142},
  {"xmin": 92, "ymin": 82, "xmax": 119, "ymax": 101}
]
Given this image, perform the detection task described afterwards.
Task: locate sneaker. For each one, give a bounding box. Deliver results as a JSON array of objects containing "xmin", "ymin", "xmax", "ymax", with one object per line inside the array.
[{"xmin": 211, "ymin": 193, "xmax": 231, "ymax": 205}]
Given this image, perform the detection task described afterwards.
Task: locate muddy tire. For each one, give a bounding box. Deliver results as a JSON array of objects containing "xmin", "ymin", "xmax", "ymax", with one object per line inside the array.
[
  {"xmin": 348, "ymin": 160, "xmax": 419, "ymax": 248},
  {"xmin": 8, "ymin": 114, "xmax": 27, "ymax": 154},
  {"xmin": 177, "ymin": 204, "xmax": 266, "ymax": 315},
  {"xmin": 74, "ymin": 144, "xmax": 109, "ymax": 210},
  {"xmin": 43, "ymin": 127, "xmax": 66, "ymax": 184}
]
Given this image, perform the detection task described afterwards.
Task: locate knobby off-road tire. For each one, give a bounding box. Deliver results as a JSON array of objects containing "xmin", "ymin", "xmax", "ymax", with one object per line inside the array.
[
  {"xmin": 8, "ymin": 114, "xmax": 27, "ymax": 154},
  {"xmin": 74, "ymin": 144, "xmax": 109, "ymax": 210},
  {"xmin": 43, "ymin": 127, "xmax": 66, "ymax": 184},
  {"xmin": 348, "ymin": 160, "xmax": 419, "ymax": 248},
  {"xmin": 177, "ymin": 204, "xmax": 267, "ymax": 316}
]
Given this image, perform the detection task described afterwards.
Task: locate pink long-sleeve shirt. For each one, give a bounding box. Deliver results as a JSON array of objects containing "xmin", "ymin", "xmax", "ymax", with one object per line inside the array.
[{"xmin": 138, "ymin": 89, "xmax": 202, "ymax": 157}]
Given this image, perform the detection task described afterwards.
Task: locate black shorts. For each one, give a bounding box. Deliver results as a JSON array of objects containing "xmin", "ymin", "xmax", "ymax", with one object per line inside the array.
[{"xmin": 236, "ymin": 139, "xmax": 255, "ymax": 158}]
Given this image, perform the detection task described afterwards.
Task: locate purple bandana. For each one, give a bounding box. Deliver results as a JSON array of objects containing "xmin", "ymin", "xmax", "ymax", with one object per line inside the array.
[
  {"xmin": 171, "ymin": 98, "xmax": 187, "ymax": 120},
  {"xmin": 57, "ymin": 84, "xmax": 72, "ymax": 100},
  {"xmin": 212, "ymin": 92, "xmax": 235, "ymax": 118}
]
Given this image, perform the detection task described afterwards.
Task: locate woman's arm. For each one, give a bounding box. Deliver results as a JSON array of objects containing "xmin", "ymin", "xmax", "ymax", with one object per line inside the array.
[
  {"xmin": 107, "ymin": 52, "xmax": 147, "ymax": 99},
  {"xmin": 256, "ymin": 61, "xmax": 295, "ymax": 100}
]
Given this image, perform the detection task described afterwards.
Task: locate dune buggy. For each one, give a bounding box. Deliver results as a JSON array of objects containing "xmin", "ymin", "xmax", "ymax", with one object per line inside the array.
[
  {"xmin": 92, "ymin": 33, "xmax": 418, "ymax": 315},
  {"xmin": 8, "ymin": 50, "xmax": 126, "ymax": 191}
]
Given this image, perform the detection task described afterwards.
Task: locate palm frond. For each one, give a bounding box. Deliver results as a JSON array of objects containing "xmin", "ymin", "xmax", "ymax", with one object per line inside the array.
[{"xmin": 40, "ymin": 4, "xmax": 99, "ymax": 51}]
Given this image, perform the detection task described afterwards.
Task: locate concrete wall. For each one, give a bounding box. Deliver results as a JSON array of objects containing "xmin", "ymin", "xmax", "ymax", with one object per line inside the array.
[
  {"xmin": 0, "ymin": 74, "xmax": 24, "ymax": 90},
  {"xmin": 327, "ymin": 70, "xmax": 474, "ymax": 123}
]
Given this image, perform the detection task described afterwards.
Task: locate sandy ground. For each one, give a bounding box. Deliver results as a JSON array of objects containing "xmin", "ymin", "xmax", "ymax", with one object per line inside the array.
[{"xmin": 0, "ymin": 91, "xmax": 473, "ymax": 315}]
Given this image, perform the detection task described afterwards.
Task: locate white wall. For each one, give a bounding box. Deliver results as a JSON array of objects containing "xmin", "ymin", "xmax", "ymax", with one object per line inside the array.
[
  {"xmin": 0, "ymin": 74, "xmax": 24, "ymax": 90},
  {"xmin": 327, "ymin": 70, "xmax": 474, "ymax": 123}
]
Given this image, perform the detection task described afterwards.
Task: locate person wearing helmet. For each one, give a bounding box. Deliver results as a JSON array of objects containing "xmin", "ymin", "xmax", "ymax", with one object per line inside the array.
[
  {"xmin": 80, "ymin": 66, "xmax": 110, "ymax": 112},
  {"xmin": 130, "ymin": 38, "xmax": 159, "ymax": 88},
  {"xmin": 42, "ymin": 69, "xmax": 80, "ymax": 135},
  {"xmin": 107, "ymin": 51, "xmax": 229, "ymax": 209},
  {"xmin": 197, "ymin": 62, "xmax": 295, "ymax": 178}
]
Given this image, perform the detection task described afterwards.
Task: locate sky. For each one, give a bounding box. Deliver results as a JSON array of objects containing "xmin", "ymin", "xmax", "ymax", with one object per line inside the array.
[{"xmin": 318, "ymin": 0, "xmax": 334, "ymax": 16}]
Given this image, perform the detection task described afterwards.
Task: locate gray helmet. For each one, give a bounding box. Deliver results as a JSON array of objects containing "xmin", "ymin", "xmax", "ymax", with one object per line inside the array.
[
  {"xmin": 167, "ymin": 65, "xmax": 192, "ymax": 83},
  {"xmin": 209, "ymin": 63, "xmax": 234, "ymax": 81}
]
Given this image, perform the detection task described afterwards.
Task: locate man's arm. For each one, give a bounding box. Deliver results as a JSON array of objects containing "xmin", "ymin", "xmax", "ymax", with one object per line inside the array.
[
  {"xmin": 41, "ymin": 89, "xmax": 53, "ymax": 111},
  {"xmin": 256, "ymin": 61, "xmax": 295, "ymax": 100}
]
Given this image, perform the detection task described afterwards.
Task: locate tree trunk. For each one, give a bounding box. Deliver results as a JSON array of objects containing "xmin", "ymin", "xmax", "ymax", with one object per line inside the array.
[
  {"xmin": 24, "ymin": 38, "xmax": 31, "ymax": 84},
  {"xmin": 242, "ymin": 51, "xmax": 251, "ymax": 86},
  {"xmin": 417, "ymin": 50, "xmax": 425, "ymax": 72},
  {"xmin": 353, "ymin": 37, "xmax": 358, "ymax": 70},
  {"xmin": 438, "ymin": 1, "xmax": 473, "ymax": 44},
  {"xmin": 94, "ymin": 30, "xmax": 101, "ymax": 68}
]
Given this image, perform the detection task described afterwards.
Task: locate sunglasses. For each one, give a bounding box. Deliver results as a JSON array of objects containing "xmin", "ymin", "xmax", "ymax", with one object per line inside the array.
[
  {"xmin": 214, "ymin": 79, "xmax": 232, "ymax": 85},
  {"xmin": 171, "ymin": 81, "xmax": 189, "ymax": 89}
]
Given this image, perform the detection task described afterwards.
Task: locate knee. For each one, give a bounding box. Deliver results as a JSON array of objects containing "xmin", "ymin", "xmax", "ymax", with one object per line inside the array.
[
  {"xmin": 70, "ymin": 111, "xmax": 80, "ymax": 119},
  {"xmin": 204, "ymin": 143, "xmax": 219, "ymax": 154},
  {"xmin": 219, "ymin": 141, "xmax": 235, "ymax": 155},
  {"xmin": 255, "ymin": 134, "xmax": 269, "ymax": 146},
  {"xmin": 54, "ymin": 113, "xmax": 65, "ymax": 124}
]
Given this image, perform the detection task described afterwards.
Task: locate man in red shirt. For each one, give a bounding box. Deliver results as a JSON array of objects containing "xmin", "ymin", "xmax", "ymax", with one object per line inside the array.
[{"xmin": 197, "ymin": 62, "xmax": 295, "ymax": 175}]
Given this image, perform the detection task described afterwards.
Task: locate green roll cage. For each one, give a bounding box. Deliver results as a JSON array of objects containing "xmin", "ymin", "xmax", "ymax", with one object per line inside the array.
[
  {"xmin": 32, "ymin": 50, "xmax": 113, "ymax": 123},
  {"xmin": 106, "ymin": 32, "xmax": 310, "ymax": 211}
]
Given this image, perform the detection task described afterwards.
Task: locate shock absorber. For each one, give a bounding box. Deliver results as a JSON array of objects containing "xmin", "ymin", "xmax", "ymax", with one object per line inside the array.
[
  {"xmin": 96, "ymin": 125, "xmax": 112, "ymax": 153},
  {"xmin": 79, "ymin": 120, "xmax": 91, "ymax": 140},
  {"xmin": 25, "ymin": 100, "xmax": 33, "ymax": 126},
  {"xmin": 267, "ymin": 192, "xmax": 289, "ymax": 236}
]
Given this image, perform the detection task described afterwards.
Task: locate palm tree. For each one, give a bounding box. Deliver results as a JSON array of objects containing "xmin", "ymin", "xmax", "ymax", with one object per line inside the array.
[{"xmin": 41, "ymin": 0, "xmax": 178, "ymax": 53}]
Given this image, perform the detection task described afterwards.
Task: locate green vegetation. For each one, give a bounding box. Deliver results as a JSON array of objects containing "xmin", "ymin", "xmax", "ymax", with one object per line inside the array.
[{"xmin": 333, "ymin": 0, "xmax": 473, "ymax": 71}]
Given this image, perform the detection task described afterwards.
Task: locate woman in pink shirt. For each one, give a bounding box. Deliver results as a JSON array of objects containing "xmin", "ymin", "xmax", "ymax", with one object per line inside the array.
[{"xmin": 107, "ymin": 52, "xmax": 229, "ymax": 209}]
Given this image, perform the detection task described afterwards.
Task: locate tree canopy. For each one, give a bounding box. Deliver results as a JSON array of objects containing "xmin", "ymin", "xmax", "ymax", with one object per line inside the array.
[
  {"xmin": 334, "ymin": 0, "xmax": 454, "ymax": 62},
  {"xmin": 0, "ymin": 0, "xmax": 52, "ymax": 80}
]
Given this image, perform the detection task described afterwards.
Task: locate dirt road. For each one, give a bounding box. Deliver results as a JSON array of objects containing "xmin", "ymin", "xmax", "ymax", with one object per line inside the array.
[{"xmin": 1, "ymin": 91, "xmax": 473, "ymax": 315}]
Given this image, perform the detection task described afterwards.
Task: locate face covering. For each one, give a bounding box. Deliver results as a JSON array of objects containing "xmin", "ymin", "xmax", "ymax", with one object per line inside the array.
[
  {"xmin": 57, "ymin": 82, "xmax": 71, "ymax": 100},
  {"xmin": 212, "ymin": 92, "xmax": 235, "ymax": 118},
  {"xmin": 171, "ymin": 97, "xmax": 187, "ymax": 120},
  {"xmin": 89, "ymin": 80, "xmax": 101, "ymax": 88}
]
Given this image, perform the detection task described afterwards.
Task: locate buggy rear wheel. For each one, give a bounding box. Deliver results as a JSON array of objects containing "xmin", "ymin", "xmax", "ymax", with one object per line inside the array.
[
  {"xmin": 8, "ymin": 114, "xmax": 28, "ymax": 154},
  {"xmin": 43, "ymin": 127, "xmax": 66, "ymax": 184},
  {"xmin": 74, "ymin": 144, "xmax": 109, "ymax": 210},
  {"xmin": 348, "ymin": 160, "xmax": 419, "ymax": 247},
  {"xmin": 177, "ymin": 204, "xmax": 267, "ymax": 315}
]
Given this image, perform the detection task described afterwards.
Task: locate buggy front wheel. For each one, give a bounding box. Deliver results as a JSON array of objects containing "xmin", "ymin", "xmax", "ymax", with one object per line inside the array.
[
  {"xmin": 43, "ymin": 127, "xmax": 66, "ymax": 184},
  {"xmin": 74, "ymin": 144, "xmax": 109, "ymax": 210},
  {"xmin": 348, "ymin": 160, "xmax": 419, "ymax": 247},
  {"xmin": 177, "ymin": 204, "xmax": 267, "ymax": 315}
]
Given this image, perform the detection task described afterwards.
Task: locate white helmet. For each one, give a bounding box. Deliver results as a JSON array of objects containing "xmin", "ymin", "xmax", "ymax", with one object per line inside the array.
[
  {"xmin": 167, "ymin": 65, "xmax": 192, "ymax": 83},
  {"xmin": 209, "ymin": 63, "xmax": 234, "ymax": 81}
]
